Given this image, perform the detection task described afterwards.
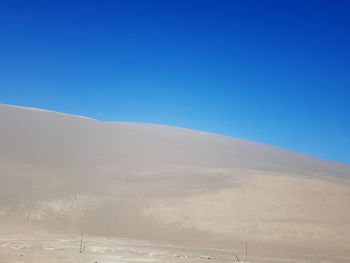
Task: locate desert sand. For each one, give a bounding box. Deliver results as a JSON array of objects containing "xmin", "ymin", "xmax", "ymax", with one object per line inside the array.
[{"xmin": 0, "ymin": 103, "xmax": 350, "ymax": 262}]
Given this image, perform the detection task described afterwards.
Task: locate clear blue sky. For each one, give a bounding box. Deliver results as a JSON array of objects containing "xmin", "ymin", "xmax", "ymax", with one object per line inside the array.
[{"xmin": 0, "ymin": 0, "xmax": 349, "ymax": 163}]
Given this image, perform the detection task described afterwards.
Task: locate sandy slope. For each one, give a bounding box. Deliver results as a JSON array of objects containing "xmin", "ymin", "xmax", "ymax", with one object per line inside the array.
[{"xmin": 0, "ymin": 103, "xmax": 350, "ymax": 261}]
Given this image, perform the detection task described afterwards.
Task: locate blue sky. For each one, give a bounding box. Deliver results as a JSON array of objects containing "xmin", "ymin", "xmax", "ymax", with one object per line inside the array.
[{"xmin": 0, "ymin": 0, "xmax": 349, "ymax": 163}]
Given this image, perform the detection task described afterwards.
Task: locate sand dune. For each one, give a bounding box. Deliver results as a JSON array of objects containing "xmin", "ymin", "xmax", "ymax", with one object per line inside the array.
[{"xmin": 0, "ymin": 103, "xmax": 350, "ymax": 261}]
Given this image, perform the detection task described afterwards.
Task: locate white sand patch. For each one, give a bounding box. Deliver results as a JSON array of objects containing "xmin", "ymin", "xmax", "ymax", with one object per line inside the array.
[
  {"xmin": 144, "ymin": 174, "xmax": 350, "ymax": 244},
  {"xmin": 23, "ymin": 195, "xmax": 99, "ymax": 222}
]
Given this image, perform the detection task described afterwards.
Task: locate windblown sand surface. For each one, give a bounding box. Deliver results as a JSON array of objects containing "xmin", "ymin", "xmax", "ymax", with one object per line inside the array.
[{"xmin": 0, "ymin": 104, "xmax": 350, "ymax": 262}]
